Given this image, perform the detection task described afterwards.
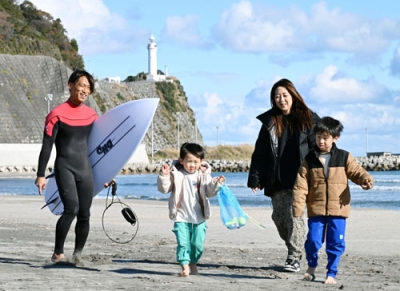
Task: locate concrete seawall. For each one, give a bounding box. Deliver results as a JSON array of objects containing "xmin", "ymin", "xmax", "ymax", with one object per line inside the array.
[{"xmin": 0, "ymin": 143, "xmax": 149, "ymax": 175}]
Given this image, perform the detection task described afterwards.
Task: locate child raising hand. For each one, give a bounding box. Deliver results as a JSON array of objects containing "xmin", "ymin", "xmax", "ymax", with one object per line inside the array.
[{"xmin": 157, "ymin": 143, "xmax": 224, "ymax": 277}]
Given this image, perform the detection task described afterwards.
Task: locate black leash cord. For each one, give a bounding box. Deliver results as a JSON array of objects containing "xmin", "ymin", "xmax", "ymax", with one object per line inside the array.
[{"xmin": 102, "ymin": 181, "xmax": 139, "ymax": 244}]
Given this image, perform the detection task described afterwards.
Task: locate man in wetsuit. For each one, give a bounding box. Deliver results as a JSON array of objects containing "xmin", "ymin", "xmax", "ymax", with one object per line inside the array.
[{"xmin": 35, "ymin": 69, "xmax": 98, "ymax": 264}]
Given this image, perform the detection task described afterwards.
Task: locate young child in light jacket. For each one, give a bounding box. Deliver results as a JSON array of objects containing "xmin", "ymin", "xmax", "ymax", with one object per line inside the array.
[
  {"xmin": 292, "ymin": 117, "xmax": 373, "ymax": 284},
  {"xmin": 157, "ymin": 142, "xmax": 225, "ymax": 277}
]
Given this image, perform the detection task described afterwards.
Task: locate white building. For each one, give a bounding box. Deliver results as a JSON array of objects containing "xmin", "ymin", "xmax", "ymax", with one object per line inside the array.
[{"xmin": 104, "ymin": 76, "xmax": 121, "ymax": 84}]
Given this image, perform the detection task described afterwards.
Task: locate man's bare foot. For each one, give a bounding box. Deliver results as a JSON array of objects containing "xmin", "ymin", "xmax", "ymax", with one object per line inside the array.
[
  {"xmin": 303, "ymin": 267, "xmax": 316, "ymax": 281},
  {"xmin": 189, "ymin": 263, "xmax": 199, "ymax": 275},
  {"xmin": 178, "ymin": 265, "xmax": 190, "ymax": 277},
  {"xmin": 72, "ymin": 252, "xmax": 87, "ymax": 267},
  {"xmin": 324, "ymin": 276, "xmax": 336, "ymax": 284},
  {"xmin": 51, "ymin": 253, "xmax": 66, "ymax": 263}
]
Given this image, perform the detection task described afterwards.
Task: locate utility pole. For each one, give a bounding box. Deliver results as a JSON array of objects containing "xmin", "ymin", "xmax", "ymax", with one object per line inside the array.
[
  {"xmin": 365, "ymin": 128, "xmax": 368, "ymax": 157},
  {"xmin": 177, "ymin": 113, "xmax": 180, "ymax": 151},
  {"xmin": 151, "ymin": 119, "xmax": 154, "ymax": 163},
  {"xmin": 194, "ymin": 111, "xmax": 198, "ymax": 144},
  {"xmin": 45, "ymin": 94, "xmax": 53, "ymax": 114},
  {"xmin": 216, "ymin": 126, "xmax": 219, "ymax": 147}
]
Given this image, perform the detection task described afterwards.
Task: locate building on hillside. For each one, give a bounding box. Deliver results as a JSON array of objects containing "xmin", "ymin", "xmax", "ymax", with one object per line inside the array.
[{"xmin": 104, "ymin": 76, "xmax": 120, "ymax": 84}]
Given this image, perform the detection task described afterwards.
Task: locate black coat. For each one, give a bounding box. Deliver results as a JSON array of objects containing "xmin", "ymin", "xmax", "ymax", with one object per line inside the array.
[{"xmin": 247, "ymin": 110, "xmax": 320, "ymax": 197}]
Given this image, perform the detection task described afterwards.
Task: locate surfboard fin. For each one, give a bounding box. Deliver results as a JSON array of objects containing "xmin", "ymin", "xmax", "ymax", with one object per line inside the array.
[{"xmin": 45, "ymin": 173, "xmax": 55, "ymax": 179}]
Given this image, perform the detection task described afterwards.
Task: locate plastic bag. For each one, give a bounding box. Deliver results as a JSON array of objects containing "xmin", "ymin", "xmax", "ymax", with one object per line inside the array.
[{"xmin": 217, "ymin": 184, "xmax": 248, "ymax": 229}]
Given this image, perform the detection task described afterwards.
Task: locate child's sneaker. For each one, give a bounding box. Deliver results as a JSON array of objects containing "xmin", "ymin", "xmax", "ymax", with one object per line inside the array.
[{"xmin": 284, "ymin": 258, "xmax": 300, "ymax": 272}]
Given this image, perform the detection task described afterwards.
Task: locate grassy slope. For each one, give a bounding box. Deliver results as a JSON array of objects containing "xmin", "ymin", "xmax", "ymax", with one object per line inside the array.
[{"xmin": 152, "ymin": 144, "xmax": 254, "ymax": 161}]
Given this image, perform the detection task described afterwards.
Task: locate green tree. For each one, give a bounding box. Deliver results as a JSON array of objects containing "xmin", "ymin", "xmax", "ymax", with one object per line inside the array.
[
  {"xmin": 70, "ymin": 38, "xmax": 78, "ymax": 51},
  {"xmin": 0, "ymin": 0, "xmax": 84, "ymax": 71}
]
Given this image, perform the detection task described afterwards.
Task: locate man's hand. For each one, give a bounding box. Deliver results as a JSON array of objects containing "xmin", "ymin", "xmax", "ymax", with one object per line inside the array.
[{"xmin": 35, "ymin": 177, "xmax": 46, "ymax": 195}]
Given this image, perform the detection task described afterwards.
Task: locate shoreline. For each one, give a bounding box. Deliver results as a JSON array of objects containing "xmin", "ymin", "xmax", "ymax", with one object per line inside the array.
[
  {"xmin": 1, "ymin": 171, "xmax": 399, "ymax": 213},
  {"xmin": 1, "ymin": 196, "xmax": 399, "ymax": 290}
]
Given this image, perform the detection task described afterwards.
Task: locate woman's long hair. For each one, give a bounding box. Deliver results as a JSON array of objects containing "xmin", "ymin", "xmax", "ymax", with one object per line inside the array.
[{"xmin": 270, "ymin": 78, "xmax": 313, "ymax": 137}]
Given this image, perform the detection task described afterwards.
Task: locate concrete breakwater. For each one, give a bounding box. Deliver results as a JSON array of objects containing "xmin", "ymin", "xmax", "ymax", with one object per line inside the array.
[
  {"xmin": 119, "ymin": 155, "xmax": 400, "ymax": 173},
  {"xmin": 118, "ymin": 160, "xmax": 252, "ymax": 174},
  {"xmin": 3, "ymin": 155, "xmax": 399, "ymax": 176}
]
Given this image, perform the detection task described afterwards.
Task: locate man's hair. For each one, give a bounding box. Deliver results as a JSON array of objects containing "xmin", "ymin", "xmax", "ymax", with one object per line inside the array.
[
  {"xmin": 68, "ymin": 69, "xmax": 95, "ymax": 94},
  {"xmin": 179, "ymin": 143, "xmax": 205, "ymax": 160},
  {"xmin": 314, "ymin": 116, "xmax": 344, "ymax": 138}
]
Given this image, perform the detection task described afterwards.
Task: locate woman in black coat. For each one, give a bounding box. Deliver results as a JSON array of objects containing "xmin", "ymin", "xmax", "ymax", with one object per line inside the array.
[{"xmin": 248, "ymin": 78, "xmax": 320, "ymax": 272}]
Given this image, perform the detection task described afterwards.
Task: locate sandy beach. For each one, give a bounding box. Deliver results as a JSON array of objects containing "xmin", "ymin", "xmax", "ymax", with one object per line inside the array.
[{"xmin": 0, "ymin": 195, "xmax": 399, "ymax": 291}]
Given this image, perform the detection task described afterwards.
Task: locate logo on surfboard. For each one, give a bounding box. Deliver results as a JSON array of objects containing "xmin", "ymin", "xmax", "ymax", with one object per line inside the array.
[{"xmin": 96, "ymin": 139, "xmax": 114, "ymax": 155}]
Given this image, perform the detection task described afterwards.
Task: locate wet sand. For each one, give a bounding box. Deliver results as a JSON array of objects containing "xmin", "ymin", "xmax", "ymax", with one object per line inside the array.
[{"xmin": 0, "ymin": 195, "xmax": 399, "ymax": 291}]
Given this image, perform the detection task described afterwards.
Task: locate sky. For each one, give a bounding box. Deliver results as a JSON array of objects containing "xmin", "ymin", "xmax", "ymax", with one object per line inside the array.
[{"xmin": 24, "ymin": 0, "xmax": 400, "ymax": 156}]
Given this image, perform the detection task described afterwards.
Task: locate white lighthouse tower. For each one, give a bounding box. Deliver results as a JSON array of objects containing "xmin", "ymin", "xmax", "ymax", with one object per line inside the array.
[
  {"xmin": 147, "ymin": 35, "xmax": 157, "ymax": 78},
  {"xmin": 147, "ymin": 35, "xmax": 166, "ymax": 81}
]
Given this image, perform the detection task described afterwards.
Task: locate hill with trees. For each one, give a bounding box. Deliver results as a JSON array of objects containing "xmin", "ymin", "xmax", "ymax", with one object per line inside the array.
[{"xmin": 0, "ymin": 0, "xmax": 83, "ymax": 70}]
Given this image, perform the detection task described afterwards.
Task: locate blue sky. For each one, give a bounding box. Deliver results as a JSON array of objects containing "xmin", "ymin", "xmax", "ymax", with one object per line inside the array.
[{"xmin": 26, "ymin": 0, "xmax": 400, "ymax": 156}]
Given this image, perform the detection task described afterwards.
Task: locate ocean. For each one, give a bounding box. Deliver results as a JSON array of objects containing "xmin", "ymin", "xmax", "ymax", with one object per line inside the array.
[{"xmin": 0, "ymin": 171, "xmax": 399, "ymax": 211}]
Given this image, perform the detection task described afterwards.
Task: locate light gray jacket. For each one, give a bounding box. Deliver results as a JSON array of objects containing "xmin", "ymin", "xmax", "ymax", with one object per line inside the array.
[{"xmin": 157, "ymin": 160, "xmax": 219, "ymax": 220}]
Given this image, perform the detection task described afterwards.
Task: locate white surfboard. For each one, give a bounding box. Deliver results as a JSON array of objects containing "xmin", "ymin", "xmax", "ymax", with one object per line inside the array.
[{"xmin": 42, "ymin": 98, "xmax": 159, "ymax": 215}]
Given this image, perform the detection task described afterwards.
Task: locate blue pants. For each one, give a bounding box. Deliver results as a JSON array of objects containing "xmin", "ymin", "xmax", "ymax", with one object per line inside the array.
[
  {"xmin": 172, "ymin": 221, "xmax": 207, "ymax": 266},
  {"xmin": 305, "ymin": 216, "xmax": 346, "ymax": 278}
]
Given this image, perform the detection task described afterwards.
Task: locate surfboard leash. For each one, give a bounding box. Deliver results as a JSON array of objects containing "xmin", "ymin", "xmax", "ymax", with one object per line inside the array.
[{"xmin": 102, "ymin": 181, "xmax": 139, "ymax": 244}]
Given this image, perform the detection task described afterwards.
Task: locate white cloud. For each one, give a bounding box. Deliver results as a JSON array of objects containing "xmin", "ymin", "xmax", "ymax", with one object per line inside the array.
[
  {"xmin": 27, "ymin": 0, "xmax": 147, "ymax": 55},
  {"xmin": 212, "ymin": 0, "xmax": 400, "ymax": 62},
  {"xmin": 390, "ymin": 43, "xmax": 400, "ymax": 76},
  {"xmin": 27, "ymin": 0, "xmax": 118, "ymax": 37},
  {"xmin": 309, "ymin": 65, "xmax": 387, "ymax": 103},
  {"xmin": 213, "ymin": 1, "xmax": 295, "ymax": 52},
  {"xmin": 191, "ymin": 91, "xmax": 260, "ymax": 146},
  {"xmin": 324, "ymin": 103, "xmax": 400, "ymax": 154},
  {"xmin": 244, "ymin": 79, "xmax": 272, "ymax": 108},
  {"xmin": 200, "ymin": 92, "xmax": 226, "ymax": 129},
  {"xmin": 162, "ymin": 15, "xmax": 213, "ymax": 49}
]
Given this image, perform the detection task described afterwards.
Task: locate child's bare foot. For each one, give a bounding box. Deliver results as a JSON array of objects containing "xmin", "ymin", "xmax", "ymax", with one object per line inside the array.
[
  {"xmin": 324, "ymin": 276, "xmax": 336, "ymax": 284},
  {"xmin": 189, "ymin": 263, "xmax": 199, "ymax": 275},
  {"xmin": 178, "ymin": 265, "xmax": 190, "ymax": 277},
  {"xmin": 302, "ymin": 267, "xmax": 316, "ymax": 281},
  {"xmin": 51, "ymin": 253, "xmax": 66, "ymax": 263}
]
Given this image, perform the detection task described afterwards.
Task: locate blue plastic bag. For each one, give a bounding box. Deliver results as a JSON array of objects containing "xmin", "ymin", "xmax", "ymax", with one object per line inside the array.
[{"xmin": 217, "ymin": 184, "xmax": 248, "ymax": 229}]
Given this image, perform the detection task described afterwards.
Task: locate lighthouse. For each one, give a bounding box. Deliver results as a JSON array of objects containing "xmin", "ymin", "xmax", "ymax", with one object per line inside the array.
[
  {"xmin": 147, "ymin": 35, "xmax": 166, "ymax": 81},
  {"xmin": 147, "ymin": 35, "xmax": 157, "ymax": 78}
]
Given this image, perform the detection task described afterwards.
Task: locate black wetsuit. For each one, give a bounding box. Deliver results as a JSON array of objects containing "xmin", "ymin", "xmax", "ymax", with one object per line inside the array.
[{"xmin": 37, "ymin": 100, "xmax": 97, "ymax": 255}]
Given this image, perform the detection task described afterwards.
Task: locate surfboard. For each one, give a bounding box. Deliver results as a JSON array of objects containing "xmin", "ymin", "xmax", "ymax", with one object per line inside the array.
[{"xmin": 42, "ymin": 98, "xmax": 159, "ymax": 215}]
